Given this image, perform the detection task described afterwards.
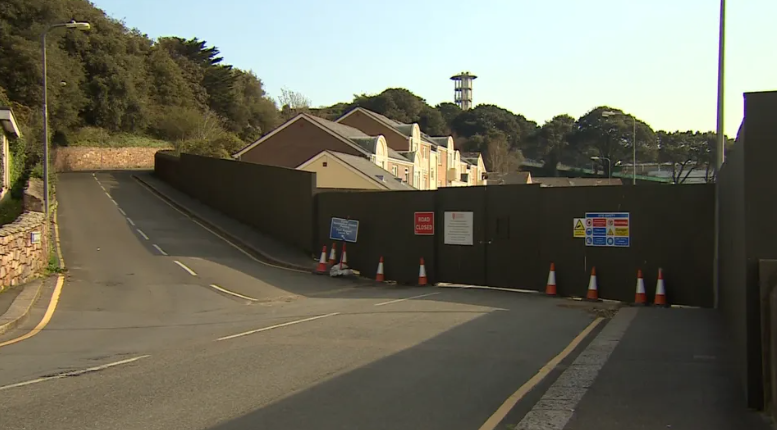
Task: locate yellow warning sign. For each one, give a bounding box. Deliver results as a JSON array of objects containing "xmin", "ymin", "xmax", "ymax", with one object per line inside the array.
[
  {"xmin": 573, "ymin": 218, "xmax": 586, "ymax": 238},
  {"xmin": 615, "ymin": 227, "xmax": 629, "ymax": 237},
  {"xmin": 607, "ymin": 228, "xmax": 614, "ymax": 236}
]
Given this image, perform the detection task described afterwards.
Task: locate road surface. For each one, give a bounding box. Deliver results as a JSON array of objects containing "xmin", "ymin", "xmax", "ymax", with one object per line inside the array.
[{"xmin": 0, "ymin": 172, "xmax": 603, "ymax": 430}]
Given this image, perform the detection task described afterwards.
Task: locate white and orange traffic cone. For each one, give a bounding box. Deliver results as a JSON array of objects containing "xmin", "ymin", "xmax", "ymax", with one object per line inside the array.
[
  {"xmin": 328, "ymin": 243, "xmax": 337, "ymax": 266},
  {"xmin": 654, "ymin": 268, "xmax": 668, "ymax": 307},
  {"xmin": 316, "ymin": 246, "xmax": 328, "ymax": 274},
  {"xmin": 585, "ymin": 267, "xmax": 600, "ymax": 301},
  {"xmin": 339, "ymin": 242, "xmax": 348, "ymax": 269},
  {"xmin": 634, "ymin": 269, "xmax": 647, "ymax": 306},
  {"xmin": 376, "ymin": 256, "xmax": 385, "ymax": 282},
  {"xmin": 418, "ymin": 258, "xmax": 428, "ymax": 286},
  {"xmin": 545, "ymin": 263, "xmax": 557, "ymax": 296}
]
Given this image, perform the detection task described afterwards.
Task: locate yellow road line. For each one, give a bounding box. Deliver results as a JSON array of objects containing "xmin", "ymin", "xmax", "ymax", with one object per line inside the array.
[
  {"xmin": 0, "ymin": 208, "xmax": 67, "ymax": 349},
  {"xmin": 54, "ymin": 207, "xmax": 65, "ymax": 268},
  {"xmin": 0, "ymin": 275, "xmax": 65, "ymax": 349},
  {"xmin": 133, "ymin": 176, "xmax": 309, "ymax": 274},
  {"xmin": 477, "ymin": 317, "xmax": 605, "ymax": 430}
]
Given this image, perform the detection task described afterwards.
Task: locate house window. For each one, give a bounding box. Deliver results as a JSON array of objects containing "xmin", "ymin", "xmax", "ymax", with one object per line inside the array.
[
  {"xmin": 392, "ymin": 165, "xmax": 398, "ymax": 176},
  {"xmin": 404, "ymin": 168, "xmax": 409, "ymax": 182},
  {"xmin": 438, "ymin": 154, "xmax": 442, "ymax": 166}
]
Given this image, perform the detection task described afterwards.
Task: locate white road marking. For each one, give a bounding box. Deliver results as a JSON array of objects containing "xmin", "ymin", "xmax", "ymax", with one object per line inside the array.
[
  {"xmin": 118, "ymin": 208, "xmax": 126, "ymax": 216},
  {"xmin": 374, "ymin": 292, "xmax": 441, "ymax": 307},
  {"xmin": 133, "ymin": 177, "xmax": 311, "ymax": 274},
  {"xmin": 0, "ymin": 355, "xmax": 150, "ymax": 392},
  {"xmin": 173, "ymin": 260, "xmax": 197, "ymax": 276},
  {"xmin": 111, "ymin": 199, "xmax": 118, "ymax": 206},
  {"xmin": 209, "ymin": 284, "xmax": 258, "ymax": 302},
  {"xmin": 100, "ymin": 185, "xmax": 106, "ymax": 191},
  {"xmin": 136, "ymin": 229, "xmax": 149, "ymax": 240},
  {"xmin": 152, "ymin": 244, "xmax": 168, "ymax": 256},
  {"xmin": 511, "ymin": 308, "xmax": 638, "ymax": 430},
  {"xmin": 104, "ymin": 192, "xmax": 111, "ymax": 199},
  {"xmin": 127, "ymin": 218, "xmax": 135, "ymax": 226},
  {"xmin": 217, "ymin": 313, "xmax": 340, "ymax": 341}
]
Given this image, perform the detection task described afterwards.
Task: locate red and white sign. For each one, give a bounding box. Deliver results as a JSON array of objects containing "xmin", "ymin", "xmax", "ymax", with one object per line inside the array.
[
  {"xmin": 614, "ymin": 219, "xmax": 629, "ymax": 227},
  {"xmin": 592, "ymin": 218, "xmax": 607, "ymax": 227},
  {"xmin": 414, "ymin": 212, "xmax": 435, "ymax": 235}
]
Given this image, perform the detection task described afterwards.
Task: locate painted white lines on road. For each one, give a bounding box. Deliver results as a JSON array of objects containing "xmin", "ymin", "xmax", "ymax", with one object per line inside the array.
[
  {"xmin": 152, "ymin": 244, "xmax": 168, "ymax": 256},
  {"xmin": 136, "ymin": 229, "xmax": 149, "ymax": 240},
  {"xmin": 217, "ymin": 312, "xmax": 340, "ymax": 342},
  {"xmin": 173, "ymin": 260, "xmax": 197, "ymax": 276},
  {"xmin": 100, "ymin": 185, "xmax": 106, "ymax": 191},
  {"xmin": 132, "ymin": 176, "xmax": 310, "ymax": 274},
  {"xmin": 209, "ymin": 284, "xmax": 259, "ymax": 302},
  {"xmin": 111, "ymin": 199, "xmax": 118, "ymax": 206},
  {"xmin": 104, "ymin": 192, "xmax": 111, "ymax": 199},
  {"xmin": 118, "ymin": 207, "xmax": 126, "ymax": 216},
  {"xmin": 0, "ymin": 355, "xmax": 150, "ymax": 392},
  {"xmin": 373, "ymin": 292, "xmax": 441, "ymax": 307},
  {"xmin": 511, "ymin": 308, "xmax": 638, "ymax": 430},
  {"xmin": 478, "ymin": 316, "xmax": 607, "ymax": 430},
  {"xmin": 127, "ymin": 217, "xmax": 135, "ymax": 226}
]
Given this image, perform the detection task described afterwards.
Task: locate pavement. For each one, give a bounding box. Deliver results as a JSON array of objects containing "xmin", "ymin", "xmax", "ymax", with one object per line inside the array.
[{"xmin": 0, "ymin": 170, "xmax": 768, "ymax": 430}]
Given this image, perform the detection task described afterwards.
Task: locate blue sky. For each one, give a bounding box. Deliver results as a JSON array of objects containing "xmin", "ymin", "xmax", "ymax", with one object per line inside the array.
[{"xmin": 91, "ymin": 0, "xmax": 774, "ymax": 136}]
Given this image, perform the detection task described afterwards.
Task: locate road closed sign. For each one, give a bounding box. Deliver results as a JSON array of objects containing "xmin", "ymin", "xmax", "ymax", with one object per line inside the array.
[{"xmin": 414, "ymin": 211, "xmax": 435, "ymax": 235}]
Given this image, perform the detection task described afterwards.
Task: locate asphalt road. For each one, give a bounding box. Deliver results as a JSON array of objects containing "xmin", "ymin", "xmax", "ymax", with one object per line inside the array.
[{"xmin": 0, "ymin": 172, "xmax": 600, "ymax": 430}]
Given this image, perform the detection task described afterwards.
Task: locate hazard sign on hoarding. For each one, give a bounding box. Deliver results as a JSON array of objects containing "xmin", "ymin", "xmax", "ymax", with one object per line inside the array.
[
  {"xmin": 584, "ymin": 212, "xmax": 630, "ymax": 247},
  {"xmin": 414, "ymin": 212, "xmax": 435, "ymax": 235},
  {"xmin": 573, "ymin": 218, "xmax": 586, "ymax": 238}
]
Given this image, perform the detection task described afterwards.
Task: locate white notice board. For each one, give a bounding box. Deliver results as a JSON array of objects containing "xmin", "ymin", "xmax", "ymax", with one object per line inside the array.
[{"xmin": 444, "ymin": 211, "xmax": 474, "ymax": 245}]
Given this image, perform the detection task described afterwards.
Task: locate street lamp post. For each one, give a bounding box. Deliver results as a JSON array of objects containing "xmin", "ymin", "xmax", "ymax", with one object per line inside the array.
[
  {"xmin": 602, "ymin": 111, "xmax": 636, "ymax": 185},
  {"xmin": 712, "ymin": 0, "xmax": 726, "ymax": 310},
  {"xmin": 590, "ymin": 156, "xmax": 613, "ymax": 184},
  {"xmin": 41, "ymin": 20, "xmax": 90, "ymax": 219}
]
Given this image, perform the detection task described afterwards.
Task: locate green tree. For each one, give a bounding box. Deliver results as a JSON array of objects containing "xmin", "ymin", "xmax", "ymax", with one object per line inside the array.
[
  {"xmin": 450, "ymin": 104, "xmax": 538, "ymax": 150},
  {"xmin": 572, "ymin": 107, "xmax": 656, "ymax": 176},
  {"xmin": 532, "ymin": 114, "xmax": 576, "ymax": 176}
]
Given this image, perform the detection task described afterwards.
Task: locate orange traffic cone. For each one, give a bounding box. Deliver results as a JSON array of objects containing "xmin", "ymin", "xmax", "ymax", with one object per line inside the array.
[
  {"xmin": 654, "ymin": 268, "xmax": 668, "ymax": 307},
  {"xmin": 316, "ymin": 246, "xmax": 328, "ymax": 274},
  {"xmin": 586, "ymin": 267, "xmax": 600, "ymax": 301},
  {"xmin": 339, "ymin": 242, "xmax": 348, "ymax": 269},
  {"xmin": 328, "ymin": 243, "xmax": 337, "ymax": 265},
  {"xmin": 418, "ymin": 258, "xmax": 428, "ymax": 286},
  {"xmin": 634, "ymin": 269, "xmax": 647, "ymax": 306},
  {"xmin": 545, "ymin": 263, "xmax": 557, "ymax": 296},
  {"xmin": 376, "ymin": 256, "xmax": 385, "ymax": 282}
]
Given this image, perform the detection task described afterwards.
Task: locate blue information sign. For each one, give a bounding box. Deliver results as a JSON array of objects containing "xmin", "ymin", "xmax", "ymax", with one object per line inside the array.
[
  {"xmin": 329, "ymin": 217, "xmax": 359, "ymax": 243},
  {"xmin": 584, "ymin": 212, "xmax": 630, "ymax": 248}
]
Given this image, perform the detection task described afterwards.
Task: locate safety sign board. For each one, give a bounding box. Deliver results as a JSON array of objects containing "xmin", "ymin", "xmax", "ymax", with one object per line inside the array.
[
  {"xmin": 444, "ymin": 211, "xmax": 474, "ymax": 246},
  {"xmin": 573, "ymin": 218, "xmax": 586, "ymax": 238},
  {"xmin": 329, "ymin": 217, "xmax": 359, "ymax": 243},
  {"xmin": 414, "ymin": 212, "xmax": 435, "ymax": 235},
  {"xmin": 584, "ymin": 212, "xmax": 630, "ymax": 247}
]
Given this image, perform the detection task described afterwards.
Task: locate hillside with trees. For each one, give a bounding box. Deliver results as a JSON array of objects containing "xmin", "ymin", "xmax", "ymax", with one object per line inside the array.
[
  {"xmin": 313, "ymin": 88, "xmax": 735, "ymax": 182},
  {"xmin": 0, "ymin": 0, "xmax": 733, "ymax": 188}
]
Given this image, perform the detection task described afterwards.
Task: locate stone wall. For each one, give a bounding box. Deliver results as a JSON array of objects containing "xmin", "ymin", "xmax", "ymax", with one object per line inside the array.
[
  {"xmin": 53, "ymin": 147, "xmax": 172, "ymax": 172},
  {"xmin": 0, "ymin": 211, "xmax": 48, "ymax": 288}
]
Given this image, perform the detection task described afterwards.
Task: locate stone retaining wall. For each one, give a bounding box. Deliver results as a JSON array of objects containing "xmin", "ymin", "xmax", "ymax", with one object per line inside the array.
[
  {"xmin": 0, "ymin": 211, "xmax": 48, "ymax": 288},
  {"xmin": 53, "ymin": 147, "xmax": 171, "ymax": 172}
]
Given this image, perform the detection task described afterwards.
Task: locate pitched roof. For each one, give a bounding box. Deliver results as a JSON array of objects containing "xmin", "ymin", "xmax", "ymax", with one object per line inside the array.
[
  {"xmin": 532, "ymin": 177, "xmax": 623, "ymax": 187},
  {"xmin": 340, "ymin": 107, "xmax": 443, "ymax": 146},
  {"xmin": 327, "ymin": 151, "xmax": 415, "ymax": 191},
  {"xmin": 234, "ymin": 113, "xmax": 410, "ymax": 163}
]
